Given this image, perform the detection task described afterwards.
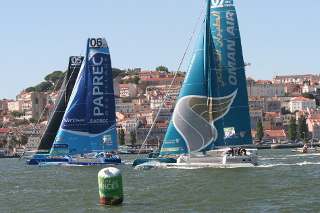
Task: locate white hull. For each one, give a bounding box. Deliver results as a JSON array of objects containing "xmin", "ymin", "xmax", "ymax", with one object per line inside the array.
[
  {"xmin": 134, "ymin": 149, "xmax": 258, "ymax": 169},
  {"xmin": 166, "ymin": 162, "xmax": 256, "ymax": 168}
]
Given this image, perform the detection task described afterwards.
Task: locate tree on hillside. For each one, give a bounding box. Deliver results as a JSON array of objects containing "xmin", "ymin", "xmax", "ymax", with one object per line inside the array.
[
  {"xmin": 29, "ymin": 118, "xmax": 37, "ymax": 123},
  {"xmin": 301, "ymin": 92, "xmax": 315, "ymax": 99},
  {"xmin": 14, "ymin": 119, "xmax": 29, "ymax": 125},
  {"xmin": 112, "ymin": 68, "xmax": 128, "ymax": 78},
  {"xmin": 2, "ymin": 138, "xmax": 8, "ymax": 148},
  {"xmin": 25, "ymin": 86, "xmax": 36, "ymax": 92},
  {"xmin": 35, "ymin": 82, "xmax": 52, "ymax": 92},
  {"xmin": 11, "ymin": 111, "xmax": 23, "ymax": 117},
  {"xmin": 44, "ymin": 71, "xmax": 64, "ymax": 83},
  {"xmin": 8, "ymin": 136, "xmax": 17, "ymax": 151},
  {"xmin": 132, "ymin": 76, "xmax": 140, "ymax": 84},
  {"xmin": 298, "ymin": 115, "xmax": 308, "ymax": 141},
  {"xmin": 156, "ymin": 65, "xmax": 168, "ymax": 73},
  {"xmin": 287, "ymin": 117, "xmax": 297, "ymax": 141},
  {"xmin": 19, "ymin": 135, "xmax": 28, "ymax": 147},
  {"xmin": 129, "ymin": 131, "xmax": 136, "ymax": 146},
  {"xmin": 117, "ymin": 128, "xmax": 125, "ymax": 145},
  {"xmin": 256, "ymin": 119, "xmax": 264, "ymax": 142},
  {"xmin": 123, "ymin": 79, "xmax": 131, "ymax": 84}
]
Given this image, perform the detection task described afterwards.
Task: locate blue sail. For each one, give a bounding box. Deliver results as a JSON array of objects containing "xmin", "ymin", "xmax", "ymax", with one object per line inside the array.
[
  {"xmin": 50, "ymin": 38, "xmax": 118, "ymax": 156},
  {"xmin": 160, "ymin": 0, "xmax": 252, "ymax": 155}
]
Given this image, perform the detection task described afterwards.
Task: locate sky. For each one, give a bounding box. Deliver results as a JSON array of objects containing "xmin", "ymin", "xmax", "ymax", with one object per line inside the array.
[{"xmin": 1, "ymin": 0, "xmax": 320, "ymax": 100}]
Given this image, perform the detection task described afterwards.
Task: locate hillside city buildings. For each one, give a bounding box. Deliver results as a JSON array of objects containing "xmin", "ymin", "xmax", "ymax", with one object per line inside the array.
[{"xmin": 1, "ymin": 72, "xmax": 320, "ymax": 155}]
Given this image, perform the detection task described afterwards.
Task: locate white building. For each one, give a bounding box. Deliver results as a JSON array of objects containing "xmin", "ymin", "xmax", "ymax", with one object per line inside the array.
[
  {"xmin": 119, "ymin": 83, "xmax": 137, "ymax": 98},
  {"xmin": 115, "ymin": 102, "xmax": 134, "ymax": 113},
  {"xmin": 273, "ymin": 74, "xmax": 313, "ymax": 84},
  {"xmin": 290, "ymin": 97, "xmax": 316, "ymax": 112},
  {"xmin": 121, "ymin": 118, "xmax": 140, "ymax": 133},
  {"xmin": 7, "ymin": 100, "xmax": 24, "ymax": 111},
  {"xmin": 247, "ymin": 83, "xmax": 285, "ymax": 97}
]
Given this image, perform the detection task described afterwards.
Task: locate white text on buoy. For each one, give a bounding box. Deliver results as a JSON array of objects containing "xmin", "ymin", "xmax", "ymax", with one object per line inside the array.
[{"xmin": 98, "ymin": 167, "xmax": 123, "ymax": 205}]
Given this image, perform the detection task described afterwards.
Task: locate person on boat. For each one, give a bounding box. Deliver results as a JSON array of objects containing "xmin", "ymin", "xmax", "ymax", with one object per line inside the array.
[
  {"xmin": 237, "ymin": 147, "xmax": 242, "ymax": 156},
  {"xmin": 242, "ymin": 148, "xmax": 247, "ymax": 156},
  {"xmin": 228, "ymin": 147, "xmax": 235, "ymax": 156}
]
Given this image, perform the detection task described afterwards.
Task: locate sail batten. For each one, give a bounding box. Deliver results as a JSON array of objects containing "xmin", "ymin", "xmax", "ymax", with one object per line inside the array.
[{"xmin": 160, "ymin": 0, "xmax": 251, "ymax": 155}]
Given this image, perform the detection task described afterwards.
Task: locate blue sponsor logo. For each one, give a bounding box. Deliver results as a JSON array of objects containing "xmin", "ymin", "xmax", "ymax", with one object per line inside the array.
[{"xmin": 53, "ymin": 144, "xmax": 69, "ymax": 148}]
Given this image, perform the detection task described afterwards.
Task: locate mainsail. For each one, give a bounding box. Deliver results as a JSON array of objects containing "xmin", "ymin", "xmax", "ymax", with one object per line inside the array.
[
  {"xmin": 36, "ymin": 56, "xmax": 83, "ymax": 154},
  {"xmin": 160, "ymin": 0, "xmax": 252, "ymax": 155},
  {"xmin": 50, "ymin": 38, "xmax": 118, "ymax": 156}
]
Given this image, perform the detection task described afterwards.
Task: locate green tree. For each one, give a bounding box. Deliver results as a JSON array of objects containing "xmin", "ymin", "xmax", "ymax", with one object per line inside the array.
[
  {"xmin": 29, "ymin": 118, "xmax": 37, "ymax": 123},
  {"xmin": 14, "ymin": 119, "xmax": 29, "ymax": 125},
  {"xmin": 156, "ymin": 65, "xmax": 168, "ymax": 72},
  {"xmin": 112, "ymin": 68, "xmax": 123, "ymax": 78},
  {"xmin": 25, "ymin": 86, "xmax": 36, "ymax": 92},
  {"xmin": 123, "ymin": 79, "xmax": 131, "ymax": 84},
  {"xmin": 19, "ymin": 135, "xmax": 28, "ymax": 147},
  {"xmin": 256, "ymin": 119, "xmax": 264, "ymax": 142},
  {"xmin": 117, "ymin": 128, "xmax": 125, "ymax": 145},
  {"xmin": 2, "ymin": 138, "xmax": 8, "ymax": 148},
  {"xmin": 44, "ymin": 71, "xmax": 64, "ymax": 83},
  {"xmin": 129, "ymin": 131, "xmax": 136, "ymax": 146},
  {"xmin": 287, "ymin": 117, "xmax": 297, "ymax": 141},
  {"xmin": 298, "ymin": 115, "xmax": 308, "ymax": 141},
  {"xmin": 8, "ymin": 136, "xmax": 17, "ymax": 151},
  {"xmin": 301, "ymin": 92, "xmax": 315, "ymax": 99},
  {"xmin": 132, "ymin": 76, "xmax": 140, "ymax": 84},
  {"xmin": 35, "ymin": 82, "xmax": 52, "ymax": 92},
  {"xmin": 11, "ymin": 111, "xmax": 23, "ymax": 117}
]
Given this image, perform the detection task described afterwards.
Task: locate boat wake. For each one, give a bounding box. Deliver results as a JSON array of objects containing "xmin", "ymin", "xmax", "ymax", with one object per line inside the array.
[
  {"xmin": 134, "ymin": 161, "xmax": 165, "ymax": 170},
  {"xmin": 134, "ymin": 161, "xmax": 257, "ymax": 170},
  {"xmin": 258, "ymin": 161, "xmax": 320, "ymax": 167}
]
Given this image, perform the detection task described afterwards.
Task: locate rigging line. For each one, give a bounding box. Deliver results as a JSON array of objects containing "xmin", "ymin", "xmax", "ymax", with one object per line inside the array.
[{"xmin": 135, "ymin": 0, "xmax": 207, "ymax": 160}]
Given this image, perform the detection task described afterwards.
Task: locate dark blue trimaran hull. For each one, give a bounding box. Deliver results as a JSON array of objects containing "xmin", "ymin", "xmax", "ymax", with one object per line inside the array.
[
  {"xmin": 27, "ymin": 158, "xmax": 123, "ymax": 165},
  {"xmin": 27, "ymin": 154, "xmax": 123, "ymax": 165}
]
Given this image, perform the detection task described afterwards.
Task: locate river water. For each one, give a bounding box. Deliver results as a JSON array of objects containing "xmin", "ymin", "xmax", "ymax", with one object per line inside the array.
[{"xmin": 1, "ymin": 149, "xmax": 320, "ymax": 213}]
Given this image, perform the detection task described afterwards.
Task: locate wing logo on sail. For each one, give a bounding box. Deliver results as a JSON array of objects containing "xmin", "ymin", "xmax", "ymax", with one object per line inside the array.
[{"xmin": 173, "ymin": 90, "xmax": 237, "ymax": 152}]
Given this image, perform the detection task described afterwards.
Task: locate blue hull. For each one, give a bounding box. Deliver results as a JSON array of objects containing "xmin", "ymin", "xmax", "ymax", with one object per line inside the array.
[
  {"xmin": 66, "ymin": 161, "xmax": 124, "ymax": 166},
  {"xmin": 26, "ymin": 158, "xmax": 69, "ymax": 165},
  {"xmin": 38, "ymin": 161, "xmax": 124, "ymax": 167},
  {"xmin": 27, "ymin": 157, "xmax": 122, "ymax": 165},
  {"xmin": 132, "ymin": 158, "xmax": 176, "ymax": 167}
]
